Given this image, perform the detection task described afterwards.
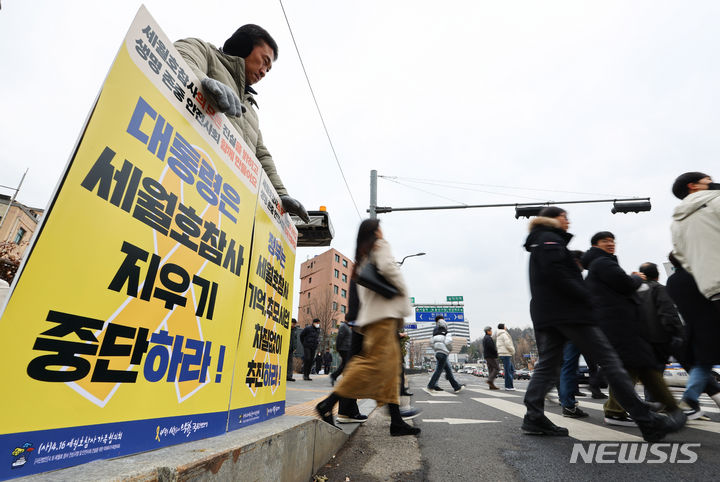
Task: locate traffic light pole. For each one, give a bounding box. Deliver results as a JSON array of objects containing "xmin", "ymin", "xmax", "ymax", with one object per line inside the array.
[{"xmin": 368, "ymin": 170, "xmax": 650, "ymax": 216}]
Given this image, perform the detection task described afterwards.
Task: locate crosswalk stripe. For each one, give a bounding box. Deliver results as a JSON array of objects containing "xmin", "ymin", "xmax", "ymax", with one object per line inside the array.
[
  {"xmin": 467, "ymin": 388, "xmax": 521, "ymax": 398},
  {"xmin": 472, "ymin": 397, "xmax": 643, "ymax": 441},
  {"xmin": 415, "ymin": 401, "xmax": 462, "ymax": 404},
  {"xmin": 575, "ymin": 400, "xmax": 720, "ymax": 434}
]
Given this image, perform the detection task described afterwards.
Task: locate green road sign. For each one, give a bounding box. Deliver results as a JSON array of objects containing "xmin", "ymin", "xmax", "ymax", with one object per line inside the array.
[{"xmin": 446, "ymin": 296, "xmax": 464, "ymax": 302}]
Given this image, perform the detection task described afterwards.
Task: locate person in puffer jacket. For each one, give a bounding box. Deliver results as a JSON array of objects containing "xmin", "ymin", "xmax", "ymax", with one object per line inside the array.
[{"xmin": 427, "ymin": 317, "xmax": 464, "ymax": 392}]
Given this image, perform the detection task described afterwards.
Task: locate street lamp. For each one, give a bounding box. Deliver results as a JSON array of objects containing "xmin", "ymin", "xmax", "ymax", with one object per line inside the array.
[{"xmin": 398, "ymin": 252, "xmax": 426, "ymax": 266}]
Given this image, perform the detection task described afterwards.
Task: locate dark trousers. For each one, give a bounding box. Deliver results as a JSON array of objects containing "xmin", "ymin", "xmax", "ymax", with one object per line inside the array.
[
  {"xmin": 338, "ymin": 331, "xmax": 363, "ymax": 416},
  {"xmin": 332, "ymin": 350, "xmax": 349, "ymax": 379},
  {"xmin": 287, "ymin": 349, "xmax": 295, "ymax": 380},
  {"xmin": 524, "ymin": 324, "xmax": 653, "ymax": 424},
  {"xmin": 428, "ymin": 353, "xmax": 461, "ymax": 390},
  {"xmin": 486, "ymin": 357, "xmax": 500, "ymax": 383},
  {"xmin": 303, "ymin": 347, "xmax": 316, "ymax": 378}
]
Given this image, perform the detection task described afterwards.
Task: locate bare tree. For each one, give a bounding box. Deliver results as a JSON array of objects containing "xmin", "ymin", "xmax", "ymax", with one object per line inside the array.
[
  {"xmin": 0, "ymin": 241, "xmax": 26, "ymax": 284},
  {"xmin": 307, "ymin": 288, "xmax": 339, "ymax": 351},
  {"xmin": 408, "ymin": 339, "xmax": 425, "ymax": 368}
]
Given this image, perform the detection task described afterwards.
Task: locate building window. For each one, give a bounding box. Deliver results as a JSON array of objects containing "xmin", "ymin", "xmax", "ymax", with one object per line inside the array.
[
  {"xmin": 341, "ymin": 289, "xmax": 347, "ymax": 298},
  {"xmin": 307, "ymin": 293, "xmax": 310, "ymax": 298},
  {"xmin": 13, "ymin": 227, "xmax": 26, "ymax": 244},
  {"xmin": 335, "ymin": 254, "xmax": 340, "ymax": 263},
  {"xmin": 306, "ymin": 307, "xmax": 310, "ymax": 314},
  {"xmin": 333, "ymin": 285, "xmax": 339, "ymax": 294},
  {"xmin": 341, "ymin": 273, "xmax": 347, "ymax": 283},
  {"xmin": 309, "ymin": 277, "xmax": 312, "ymax": 284},
  {"xmin": 341, "ymin": 305, "xmax": 346, "ymax": 313},
  {"xmin": 343, "ymin": 259, "xmax": 348, "ymax": 267},
  {"xmin": 334, "ymin": 269, "xmax": 339, "ymax": 278},
  {"xmin": 332, "ymin": 301, "xmax": 338, "ymax": 310}
]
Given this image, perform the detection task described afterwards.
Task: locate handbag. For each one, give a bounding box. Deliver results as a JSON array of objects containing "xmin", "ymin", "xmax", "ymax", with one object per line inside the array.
[{"xmin": 356, "ymin": 262, "xmax": 399, "ymax": 299}]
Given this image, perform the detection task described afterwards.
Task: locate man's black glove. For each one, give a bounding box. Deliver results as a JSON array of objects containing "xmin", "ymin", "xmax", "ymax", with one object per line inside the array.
[
  {"xmin": 201, "ymin": 78, "xmax": 245, "ymax": 117},
  {"xmin": 280, "ymin": 195, "xmax": 310, "ymax": 223}
]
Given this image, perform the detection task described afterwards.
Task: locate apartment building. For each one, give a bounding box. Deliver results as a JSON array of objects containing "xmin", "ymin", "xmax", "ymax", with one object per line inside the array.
[{"xmin": 297, "ymin": 248, "xmax": 353, "ymax": 329}]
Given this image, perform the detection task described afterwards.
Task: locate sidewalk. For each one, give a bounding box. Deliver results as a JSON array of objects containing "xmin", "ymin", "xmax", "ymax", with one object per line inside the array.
[{"xmin": 17, "ymin": 375, "xmax": 376, "ymax": 482}]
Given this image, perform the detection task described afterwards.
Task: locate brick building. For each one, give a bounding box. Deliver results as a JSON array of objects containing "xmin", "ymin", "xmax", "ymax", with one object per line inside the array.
[
  {"xmin": 0, "ymin": 194, "xmax": 44, "ymax": 259},
  {"xmin": 297, "ymin": 248, "xmax": 353, "ymax": 338}
]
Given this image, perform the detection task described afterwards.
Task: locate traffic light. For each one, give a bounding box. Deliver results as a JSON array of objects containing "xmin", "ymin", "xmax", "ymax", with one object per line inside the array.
[
  {"xmin": 515, "ymin": 206, "xmax": 544, "ymax": 219},
  {"xmin": 611, "ymin": 200, "xmax": 651, "ymax": 214}
]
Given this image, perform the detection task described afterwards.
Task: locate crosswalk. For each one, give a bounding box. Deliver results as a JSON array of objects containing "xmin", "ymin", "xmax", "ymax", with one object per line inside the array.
[{"xmin": 426, "ymin": 383, "xmax": 720, "ymax": 441}]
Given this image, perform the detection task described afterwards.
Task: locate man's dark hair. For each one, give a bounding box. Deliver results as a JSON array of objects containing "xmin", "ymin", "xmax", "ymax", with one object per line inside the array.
[
  {"xmin": 668, "ymin": 252, "xmax": 681, "ymax": 269},
  {"xmin": 538, "ymin": 206, "xmax": 566, "ymax": 218},
  {"xmin": 570, "ymin": 250, "xmax": 584, "ymax": 262},
  {"xmin": 435, "ymin": 315, "xmax": 444, "ymax": 322},
  {"xmin": 672, "ymin": 171, "xmax": 708, "ymax": 200},
  {"xmin": 590, "ymin": 231, "xmax": 615, "ymax": 246},
  {"xmin": 291, "ymin": 318, "xmax": 297, "ymax": 324},
  {"xmin": 223, "ymin": 24, "xmax": 278, "ymax": 60},
  {"xmin": 639, "ymin": 262, "xmax": 659, "ymax": 280},
  {"xmin": 497, "ymin": 323, "xmax": 505, "ymax": 330}
]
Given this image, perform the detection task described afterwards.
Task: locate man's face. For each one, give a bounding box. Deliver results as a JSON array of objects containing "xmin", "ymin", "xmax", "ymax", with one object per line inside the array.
[
  {"xmin": 244, "ymin": 42, "xmax": 274, "ymax": 85},
  {"xmin": 555, "ymin": 212, "xmax": 570, "ymax": 231},
  {"xmin": 689, "ymin": 176, "xmax": 713, "ymax": 194},
  {"xmin": 595, "ymin": 237, "xmax": 615, "ymax": 255}
]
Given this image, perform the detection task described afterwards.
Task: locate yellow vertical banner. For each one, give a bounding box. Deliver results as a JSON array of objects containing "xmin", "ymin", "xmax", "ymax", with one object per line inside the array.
[
  {"xmin": 228, "ymin": 173, "xmax": 297, "ymax": 429},
  {"xmin": 0, "ymin": 6, "xmax": 294, "ymax": 479}
]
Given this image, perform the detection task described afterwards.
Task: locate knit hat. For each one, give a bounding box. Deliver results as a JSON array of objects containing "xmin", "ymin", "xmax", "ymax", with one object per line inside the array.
[{"xmin": 672, "ymin": 172, "xmax": 708, "ymax": 199}]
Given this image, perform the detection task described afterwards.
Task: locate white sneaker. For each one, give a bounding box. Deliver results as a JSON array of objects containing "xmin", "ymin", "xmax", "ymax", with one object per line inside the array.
[
  {"xmin": 504, "ymin": 387, "xmax": 516, "ymax": 391},
  {"xmin": 711, "ymin": 392, "xmax": 720, "ymax": 410},
  {"xmin": 679, "ymin": 400, "xmax": 705, "ymax": 420}
]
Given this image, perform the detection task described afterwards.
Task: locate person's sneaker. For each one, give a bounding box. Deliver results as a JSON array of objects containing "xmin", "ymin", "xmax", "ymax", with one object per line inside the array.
[
  {"xmin": 286, "ymin": 377, "xmax": 296, "ymax": 382},
  {"xmin": 454, "ymin": 384, "xmax": 466, "ymax": 393},
  {"xmin": 505, "ymin": 387, "xmax": 516, "ymax": 391},
  {"xmin": 604, "ymin": 413, "xmax": 637, "ymax": 427},
  {"xmin": 562, "ymin": 406, "xmax": 589, "ymax": 418},
  {"xmin": 637, "ymin": 411, "xmax": 685, "ymax": 443},
  {"xmin": 315, "ymin": 400, "xmax": 335, "ymax": 427},
  {"xmin": 573, "ymin": 390, "xmax": 588, "ymax": 397},
  {"xmin": 429, "ymin": 386, "xmax": 443, "ymax": 392},
  {"xmin": 521, "ymin": 414, "xmax": 569, "ymax": 436},
  {"xmin": 303, "ymin": 377, "xmax": 312, "ymax": 381},
  {"xmin": 679, "ymin": 399, "xmax": 704, "ymax": 420},
  {"xmin": 590, "ymin": 388, "xmax": 608, "ymax": 399},
  {"xmin": 400, "ymin": 407, "xmax": 422, "ymax": 420},
  {"xmin": 390, "ymin": 421, "xmax": 421, "ymax": 436},
  {"xmin": 336, "ymin": 413, "xmax": 368, "ymax": 424}
]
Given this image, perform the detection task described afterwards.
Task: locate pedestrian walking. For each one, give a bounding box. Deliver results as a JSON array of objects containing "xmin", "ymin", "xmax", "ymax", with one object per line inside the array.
[
  {"xmin": 427, "ymin": 317, "xmax": 465, "ymax": 392},
  {"xmin": 666, "ymin": 254, "xmax": 720, "ymax": 418},
  {"xmin": 496, "ymin": 323, "xmax": 516, "ymax": 390},
  {"xmin": 315, "ymin": 351, "xmax": 323, "ymax": 375},
  {"xmin": 330, "ymin": 320, "xmax": 352, "ymax": 385},
  {"xmin": 482, "ymin": 326, "xmax": 500, "ymax": 390},
  {"xmin": 322, "ymin": 348, "xmax": 333, "ymax": 375},
  {"xmin": 521, "ymin": 206, "xmax": 684, "ymax": 441},
  {"xmin": 582, "ymin": 231, "xmax": 683, "ymax": 426},
  {"xmin": 299, "ymin": 319, "xmax": 320, "ymax": 380},
  {"xmin": 315, "ymin": 219, "xmax": 420, "ymax": 436}
]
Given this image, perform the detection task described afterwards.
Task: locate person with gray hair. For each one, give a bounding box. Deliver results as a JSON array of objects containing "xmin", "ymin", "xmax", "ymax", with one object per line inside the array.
[
  {"xmin": 427, "ymin": 317, "xmax": 464, "ymax": 392},
  {"xmin": 482, "ymin": 326, "xmax": 500, "ymax": 390}
]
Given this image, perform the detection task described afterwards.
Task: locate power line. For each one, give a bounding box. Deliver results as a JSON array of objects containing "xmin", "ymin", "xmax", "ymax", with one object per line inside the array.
[
  {"xmin": 278, "ymin": 0, "xmax": 362, "ymax": 220},
  {"xmin": 382, "ymin": 177, "xmax": 551, "ymax": 203},
  {"xmin": 381, "ymin": 175, "xmax": 627, "ymax": 198}
]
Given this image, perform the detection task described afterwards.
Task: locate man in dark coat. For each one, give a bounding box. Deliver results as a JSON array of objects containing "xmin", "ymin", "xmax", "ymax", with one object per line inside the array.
[
  {"xmin": 322, "ymin": 348, "xmax": 333, "ymax": 375},
  {"xmin": 582, "ymin": 232, "xmax": 681, "ymax": 425},
  {"xmin": 299, "ymin": 319, "xmax": 320, "ymax": 380},
  {"xmin": 521, "ymin": 207, "xmax": 683, "ymax": 441},
  {"xmin": 331, "ymin": 320, "xmax": 352, "ymax": 385},
  {"xmin": 286, "ymin": 318, "xmax": 299, "ymax": 382},
  {"xmin": 482, "ymin": 326, "xmax": 500, "ymax": 390},
  {"xmin": 314, "ymin": 351, "xmax": 323, "ymax": 374},
  {"xmin": 666, "ymin": 254, "xmax": 720, "ymax": 417}
]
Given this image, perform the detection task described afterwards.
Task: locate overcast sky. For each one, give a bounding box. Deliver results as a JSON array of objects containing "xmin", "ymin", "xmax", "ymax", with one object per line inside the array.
[{"xmin": 2, "ymin": 1, "xmax": 718, "ymax": 340}]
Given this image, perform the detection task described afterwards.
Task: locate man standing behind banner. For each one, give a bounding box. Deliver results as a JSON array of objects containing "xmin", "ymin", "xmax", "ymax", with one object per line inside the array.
[
  {"xmin": 175, "ymin": 25, "xmax": 309, "ymax": 222},
  {"xmin": 300, "ymin": 319, "xmax": 320, "ymax": 381}
]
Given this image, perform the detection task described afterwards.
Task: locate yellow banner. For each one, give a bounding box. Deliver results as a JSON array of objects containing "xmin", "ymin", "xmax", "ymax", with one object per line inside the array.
[{"xmin": 0, "ymin": 6, "xmax": 296, "ymax": 479}]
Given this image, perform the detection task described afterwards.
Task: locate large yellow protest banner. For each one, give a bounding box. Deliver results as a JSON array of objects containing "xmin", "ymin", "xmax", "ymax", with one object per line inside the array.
[{"xmin": 0, "ymin": 7, "xmax": 295, "ymax": 479}]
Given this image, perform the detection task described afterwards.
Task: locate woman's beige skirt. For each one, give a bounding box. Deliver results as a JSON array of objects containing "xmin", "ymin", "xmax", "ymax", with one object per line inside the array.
[{"xmin": 333, "ymin": 318, "xmax": 400, "ymax": 405}]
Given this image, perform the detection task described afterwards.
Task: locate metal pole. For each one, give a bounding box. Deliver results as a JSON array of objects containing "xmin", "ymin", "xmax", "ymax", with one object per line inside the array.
[
  {"xmin": 371, "ymin": 197, "xmax": 650, "ymax": 214},
  {"xmin": 0, "ymin": 168, "xmax": 27, "ymax": 238},
  {"xmin": 369, "ymin": 170, "xmax": 377, "ymax": 219}
]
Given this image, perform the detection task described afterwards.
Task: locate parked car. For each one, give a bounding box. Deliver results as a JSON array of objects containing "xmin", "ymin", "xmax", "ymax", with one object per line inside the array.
[{"xmin": 515, "ymin": 368, "xmax": 531, "ymax": 380}]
